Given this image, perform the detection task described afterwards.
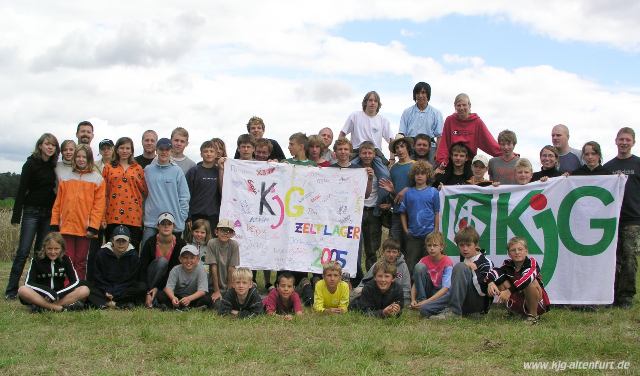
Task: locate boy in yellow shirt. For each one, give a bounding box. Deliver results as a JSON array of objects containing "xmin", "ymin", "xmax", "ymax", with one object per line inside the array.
[{"xmin": 313, "ymin": 261, "xmax": 350, "ymax": 314}]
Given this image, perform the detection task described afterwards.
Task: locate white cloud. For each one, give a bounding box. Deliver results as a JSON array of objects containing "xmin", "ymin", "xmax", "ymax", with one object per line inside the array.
[{"xmin": 0, "ymin": 1, "xmax": 638, "ymax": 173}]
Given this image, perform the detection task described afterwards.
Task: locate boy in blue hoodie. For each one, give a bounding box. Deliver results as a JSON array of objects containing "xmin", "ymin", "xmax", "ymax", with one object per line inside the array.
[{"xmin": 141, "ymin": 137, "xmax": 190, "ymax": 248}]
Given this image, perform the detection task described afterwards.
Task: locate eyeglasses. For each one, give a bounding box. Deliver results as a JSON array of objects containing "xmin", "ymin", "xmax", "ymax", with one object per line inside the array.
[{"xmin": 218, "ymin": 228, "xmax": 233, "ymax": 234}]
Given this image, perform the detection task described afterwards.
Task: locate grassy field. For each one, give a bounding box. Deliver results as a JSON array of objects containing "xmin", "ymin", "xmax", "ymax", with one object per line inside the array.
[
  {"xmin": 0, "ymin": 212, "xmax": 639, "ymax": 374},
  {"xmin": 0, "ymin": 260, "xmax": 638, "ymax": 375}
]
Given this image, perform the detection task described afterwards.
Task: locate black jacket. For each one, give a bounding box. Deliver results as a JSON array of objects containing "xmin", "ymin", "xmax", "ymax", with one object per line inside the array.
[
  {"xmin": 93, "ymin": 244, "xmax": 140, "ymax": 297},
  {"xmin": 352, "ymin": 279, "xmax": 404, "ymax": 318},
  {"xmin": 139, "ymin": 236, "xmax": 184, "ymax": 289},
  {"xmin": 218, "ymin": 286, "xmax": 264, "ymax": 318},
  {"xmin": 24, "ymin": 255, "xmax": 80, "ymax": 301},
  {"xmin": 12, "ymin": 155, "xmax": 57, "ymax": 224}
]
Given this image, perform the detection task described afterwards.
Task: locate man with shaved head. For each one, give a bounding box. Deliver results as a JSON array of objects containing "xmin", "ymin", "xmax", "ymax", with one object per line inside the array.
[{"xmin": 551, "ymin": 124, "xmax": 582, "ymax": 173}]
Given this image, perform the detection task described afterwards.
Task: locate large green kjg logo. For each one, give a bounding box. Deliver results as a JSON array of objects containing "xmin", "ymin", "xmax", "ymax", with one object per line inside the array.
[{"xmin": 442, "ymin": 186, "xmax": 617, "ymax": 284}]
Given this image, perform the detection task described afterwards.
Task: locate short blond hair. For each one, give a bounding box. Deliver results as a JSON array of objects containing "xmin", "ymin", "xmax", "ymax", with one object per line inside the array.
[
  {"xmin": 515, "ymin": 158, "xmax": 533, "ymax": 173},
  {"xmin": 232, "ymin": 267, "xmax": 253, "ymax": 283},
  {"xmin": 322, "ymin": 260, "xmax": 342, "ymax": 275},
  {"xmin": 171, "ymin": 127, "xmax": 189, "ymax": 140}
]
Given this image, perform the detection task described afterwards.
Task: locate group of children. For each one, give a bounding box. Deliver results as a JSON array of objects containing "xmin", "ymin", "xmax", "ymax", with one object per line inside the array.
[
  {"xmin": 8, "ymin": 86, "xmax": 636, "ymax": 319},
  {"xmin": 17, "ymin": 219, "xmax": 551, "ymax": 323}
]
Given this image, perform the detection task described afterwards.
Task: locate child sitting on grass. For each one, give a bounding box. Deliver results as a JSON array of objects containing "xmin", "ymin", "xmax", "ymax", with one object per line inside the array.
[
  {"xmin": 218, "ymin": 267, "xmax": 263, "ymax": 318},
  {"xmin": 430, "ymin": 226, "xmax": 494, "ymax": 319},
  {"xmin": 313, "ymin": 261, "xmax": 350, "ymax": 314},
  {"xmin": 352, "ymin": 238, "xmax": 411, "ymax": 306},
  {"xmin": 262, "ymin": 272, "xmax": 303, "ymax": 320},
  {"xmin": 156, "ymin": 244, "xmax": 212, "ymax": 310},
  {"xmin": 352, "ymin": 261, "xmax": 403, "ymax": 318},
  {"xmin": 411, "ymin": 231, "xmax": 453, "ymax": 317},
  {"xmin": 186, "ymin": 219, "xmax": 211, "ymax": 267},
  {"xmin": 205, "ymin": 219, "xmax": 240, "ymax": 305},
  {"xmin": 88, "ymin": 225, "xmax": 146, "ymax": 309},
  {"xmin": 487, "ymin": 237, "xmax": 551, "ymax": 324},
  {"xmin": 18, "ymin": 232, "xmax": 89, "ymax": 312}
]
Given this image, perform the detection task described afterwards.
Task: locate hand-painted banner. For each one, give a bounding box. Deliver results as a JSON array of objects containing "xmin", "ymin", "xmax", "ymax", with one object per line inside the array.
[
  {"xmin": 219, "ymin": 160, "xmax": 367, "ymax": 276},
  {"xmin": 441, "ymin": 175, "xmax": 627, "ymax": 304}
]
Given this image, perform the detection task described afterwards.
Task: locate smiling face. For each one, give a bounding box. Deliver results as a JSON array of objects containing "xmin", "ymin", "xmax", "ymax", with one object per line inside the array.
[
  {"xmin": 615, "ymin": 132, "xmax": 635, "ymax": 158},
  {"xmin": 61, "ymin": 142, "xmax": 76, "ymax": 162},
  {"xmin": 117, "ymin": 142, "xmax": 133, "ymax": 162},
  {"xmin": 112, "ymin": 238, "xmax": 130, "ymax": 254},
  {"xmin": 215, "ymin": 227, "xmax": 234, "ymax": 242},
  {"xmin": 455, "ymin": 98, "xmax": 470, "ymax": 120},
  {"xmin": 39, "ymin": 139, "xmax": 57, "ymax": 161},
  {"xmin": 254, "ymin": 145, "xmax": 270, "ymax": 161},
  {"xmin": 540, "ymin": 148, "xmax": 558, "ymax": 170},
  {"xmin": 44, "ymin": 240, "xmax": 62, "ymax": 261},
  {"xmin": 374, "ymin": 270, "xmax": 394, "ymax": 293},
  {"xmin": 191, "ymin": 228, "xmax": 207, "ymax": 244},
  {"xmin": 471, "ymin": 161, "xmax": 487, "ymax": 179},
  {"xmin": 179, "ymin": 252, "xmax": 199, "ymax": 272},
  {"xmin": 76, "ymin": 125, "xmax": 94, "ymax": 145},
  {"xmin": 414, "ymin": 138, "xmax": 430, "ymax": 158},
  {"xmin": 277, "ymin": 276, "xmax": 295, "ymax": 300},
  {"xmin": 248, "ymin": 123, "xmax": 265, "ymax": 139},
  {"xmin": 335, "ymin": 144, "xmax": 351, "ymax": 164},
  {"xmin": 74, "ymin": 149, "xmax": 88, "ymax": 170},
  {"xmin": 415, "ymin": 88, "xmax": 429, "ymax": 110},
  {"xmin": 157, "ymin": 147, "xmax": 171, "ymax": 165},
  {"xmin": 233, "ymin": 277, "xmax": 252, "ymax": 298},
  {"xmin": 359, "ymin": 148, "xmax": 375, "ymax": 166},
  {"xmin": 142, "ymin": 132, "xmax": 157, "ymax": 154},
  {"xmin": 515, "ymin": 167, "xmax": 533, "ymax": 185},
  {"xmin": 508, "ymin": 240, "xmax": 528, "ymax": 264}
]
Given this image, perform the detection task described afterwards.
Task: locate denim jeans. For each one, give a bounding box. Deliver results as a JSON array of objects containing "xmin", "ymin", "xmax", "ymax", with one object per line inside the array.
[
  {"xmin": 5, "ymin": 206, "xmax": 51, "ymax": 297},
  {"xmin": 413, "ymin": 262, "xmax": 450, "ymax": 317}
]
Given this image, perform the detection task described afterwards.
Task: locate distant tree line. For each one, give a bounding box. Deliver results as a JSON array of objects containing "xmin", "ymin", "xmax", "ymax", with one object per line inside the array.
[{"xmin": 0, "ymin": 172, "xmax": 20, "ymax": 200}]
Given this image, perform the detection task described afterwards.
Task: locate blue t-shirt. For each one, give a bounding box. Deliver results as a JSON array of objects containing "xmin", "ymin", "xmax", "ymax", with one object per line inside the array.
[
  {"xmin": 397, "ymin": 186, "xmax": 440, "ymax": 237},
  {"xmin": 389, "ymin": 161, "xmax": 414, "ymax": 209}
]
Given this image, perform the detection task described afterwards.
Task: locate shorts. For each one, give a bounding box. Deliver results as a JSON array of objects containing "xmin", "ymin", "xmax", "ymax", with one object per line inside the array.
[{"xmin": 506, "ymin": 289, "xmax": 550, "ymax": 316}]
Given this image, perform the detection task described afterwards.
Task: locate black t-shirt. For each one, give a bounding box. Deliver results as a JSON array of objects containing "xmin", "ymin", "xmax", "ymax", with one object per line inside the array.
[
  {"xmin": 604, "ymin": 155, "xmax": 640, "ymax": 224},
  {"xmin": 135, "ymin": 154, "xmax": 154, "ymax": 169}
]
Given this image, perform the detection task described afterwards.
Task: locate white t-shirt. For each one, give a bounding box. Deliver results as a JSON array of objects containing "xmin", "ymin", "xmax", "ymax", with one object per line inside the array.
[{"xmin": 341, "ymin": 111, "xmax": 393, "ymax": 150}]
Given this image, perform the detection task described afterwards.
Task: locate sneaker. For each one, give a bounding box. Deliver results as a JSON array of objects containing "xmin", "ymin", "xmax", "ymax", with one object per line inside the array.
[
  {"xmin": 5, "ymin": 294, "xmax": 17, "ymax": 301},
  {"xmin": 430, "ymin": 308, "xmax": 458, "ymax": 320},
  {"xmin": 29, "ymin": 304, "xmax": 43, "ymax": 313},
  {"xmin": 105, "ymin": 300, "xmax": 116, "ymax": 309},
  {"xmin": 117, "ymin": 302, "xmax": 135, "ymax": 310},
  {"xmin": 524, "ymin": 314, "xmax": 539, "ymax": 325},
  {"xmin": 63, "ymin": 301, "xmax": 85, "ymax": 312}
]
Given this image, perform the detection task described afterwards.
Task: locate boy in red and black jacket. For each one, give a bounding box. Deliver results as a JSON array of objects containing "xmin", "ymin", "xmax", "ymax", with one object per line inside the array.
[{"xmin": 487, "ymin": 236, "xmax": 551, "ymax": 324}]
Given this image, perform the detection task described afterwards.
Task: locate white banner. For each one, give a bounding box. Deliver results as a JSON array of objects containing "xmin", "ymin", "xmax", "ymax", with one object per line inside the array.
[
  {"xmin": 219, "ymin": 160, "xmax": 368, "ymax": 276},
  {"xmin": 441, "ymin": 175, "xmax": 627, "ymax": 304}
]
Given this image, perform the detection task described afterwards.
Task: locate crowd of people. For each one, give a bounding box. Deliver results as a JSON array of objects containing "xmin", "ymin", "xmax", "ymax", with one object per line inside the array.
[{"xmin": 6, "ymin": 82, "xmax": 638, "ymax": 323}]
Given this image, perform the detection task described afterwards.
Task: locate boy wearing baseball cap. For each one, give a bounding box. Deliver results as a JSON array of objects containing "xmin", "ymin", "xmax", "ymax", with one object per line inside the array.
[
  {"xmin": 467, "ymin": 154, "xmax": 493, "ymax": 186},
  {"xmin": 141, "ymin": 137, "xmax": 190, "ymax": 248},
  {"xmin": 156, "ymin": 244, "xmax": 212, "ymax": 310},
  {"xmin": 204, "ymin": 219, "xmax": 240, "ymax": 304},
  {"xmin": 88, "ymin": 225, "xmax": 146, "ymax": 309}
]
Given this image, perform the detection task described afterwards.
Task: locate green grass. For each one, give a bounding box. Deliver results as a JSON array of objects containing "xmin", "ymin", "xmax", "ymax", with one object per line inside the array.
[
  {"xmin": 0, "ymin": 263, "xmax": 638, "ymax": 375},
  {"xmin": 0, "ymin": 199, "xmax": 13, "ymax": 210}
]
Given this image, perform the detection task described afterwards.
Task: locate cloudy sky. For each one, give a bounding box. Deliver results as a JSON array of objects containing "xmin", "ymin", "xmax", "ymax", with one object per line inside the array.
[{"xmin": 1, "ymin": 1, "xmax": 639, "ymax": 173}]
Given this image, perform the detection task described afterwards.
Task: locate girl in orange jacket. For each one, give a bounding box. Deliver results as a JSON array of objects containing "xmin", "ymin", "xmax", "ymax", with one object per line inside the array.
[{"xmin": 51, "ymin": 144, "xmax": 105, "ymax": 279}]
